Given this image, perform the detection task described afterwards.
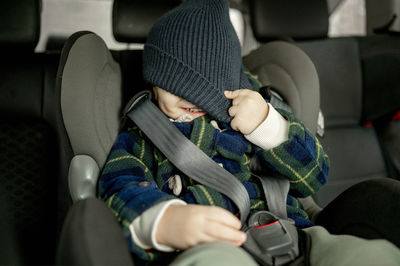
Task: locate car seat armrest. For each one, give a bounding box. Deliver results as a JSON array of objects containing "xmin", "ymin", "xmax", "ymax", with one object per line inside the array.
[
  {"xmin": 68, "ymin": 155, "xmax": 99, "ymax": 202},
  {"xmin": 56, "ymin": 198, "xmax": 133, "ymax": 265}
]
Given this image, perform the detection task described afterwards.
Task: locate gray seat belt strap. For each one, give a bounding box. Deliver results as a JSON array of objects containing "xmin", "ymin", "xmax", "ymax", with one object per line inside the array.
[
  {"xmin": 259, "ymin": 85, "xmax": 292, "ymax": 114},
  {"xmin": 269, "ymin": 90, "xmax": 292, "ymax": 114},
  {"xmin": 125, "ymin": 91, "xmax": 250, "ymax": 224},
  {"xmin": 257, "ymin": 175, "xmax": 290, "ymax": 220},
  {"xmin": 250, "ymin": 157, "xmax": 290, "ymax": 220}
]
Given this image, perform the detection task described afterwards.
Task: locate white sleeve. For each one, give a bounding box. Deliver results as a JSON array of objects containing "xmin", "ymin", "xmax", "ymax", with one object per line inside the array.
[
  {"xmin": 129, "ymin": 199, "xmax": 187, "ymax": 252},
  {"xmin": 244, "ymin": 103, "xmax": 289, "ymax": 150}
]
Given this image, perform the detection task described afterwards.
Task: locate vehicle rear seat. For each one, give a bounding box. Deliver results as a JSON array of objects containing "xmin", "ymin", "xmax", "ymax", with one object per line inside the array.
[
  {"xmin": 248, "ymin": 0, "xmax": 400, "ymax": 207},
  {"xmin": 0, "ymin": 1, "xmax": 71, "ymax": 264}
]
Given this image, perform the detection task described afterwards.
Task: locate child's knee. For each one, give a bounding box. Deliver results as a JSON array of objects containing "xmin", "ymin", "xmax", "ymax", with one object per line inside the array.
[
  {"xmin": 305, "ymin": 226, "xmax": 400, "ymax": 266},
  {"xmin": 364, "ymin": 240, "xmax": 400, "ymax": 265},
  {"xmin": 171, "ymin": 242, "xmax": 257, "ymax": 266}
]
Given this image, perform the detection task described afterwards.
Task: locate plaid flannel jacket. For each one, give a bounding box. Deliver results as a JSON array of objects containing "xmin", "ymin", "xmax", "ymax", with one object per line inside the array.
[{"xmin": 99, "ymin": 111, "xmax": 329, "ymax": 261}]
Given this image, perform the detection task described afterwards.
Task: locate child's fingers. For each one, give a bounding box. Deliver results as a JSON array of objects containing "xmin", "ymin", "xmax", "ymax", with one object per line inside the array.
[
  {"xmin": 231, "ymin": 96, "xmax": 242, "ymax": 106},
  {"xmin": 224, "ymin": 89, "xmax": 248, "ymax": 99},
  {"xmin": 204, "ymin": 222, "xmax": 247, "ymax": 245},
  {"xmin": 224, "ymin": 90, "xmax": 235, "ymax": 99},
  {"xmin": 206, "ymin": 206, "xmax": 242, "ymax": 229},
  {"xmin": 230, "ymin": 118, "xmax": 240, "ymax": 132},
  {"xmin": 228, "ymin": 105, "xmax": 239, "ymax": 117}
]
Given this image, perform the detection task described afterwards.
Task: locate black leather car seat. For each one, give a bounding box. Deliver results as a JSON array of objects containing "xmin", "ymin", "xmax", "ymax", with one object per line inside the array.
[
  {"xmin": 0, "ymin": 1, "xmax": 71, "ymax": 264},
  {"xmin": 248, "ymin": 0, "xmax": 400, "ymax": 207}
]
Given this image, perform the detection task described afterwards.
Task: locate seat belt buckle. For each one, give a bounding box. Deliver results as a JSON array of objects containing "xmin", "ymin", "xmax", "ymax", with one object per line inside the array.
[
  {"xmin": 250, "ymin": 220, "xmax": 294, "ymax": 255},
  {"xmin": 242, "ymin": 211, "xmax": 299, "ymax": 266}
]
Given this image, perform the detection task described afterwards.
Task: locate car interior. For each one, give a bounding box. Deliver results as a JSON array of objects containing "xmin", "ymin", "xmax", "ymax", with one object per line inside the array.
[
  {"xmin": 1, "ymin": 0, "xmax": 400, "ymax": 265},
  {"xmin": 248, "ymin": 0, "xmax": 400, "ymax": 208}
]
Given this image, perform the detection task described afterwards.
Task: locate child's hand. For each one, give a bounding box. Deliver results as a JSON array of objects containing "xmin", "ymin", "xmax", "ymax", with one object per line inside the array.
[
  {"xmin": 225, "ymin": 89, "xmax": 269, "ymax": 135},
  {"xmin": 156, "ymin": 205, "xmax": 246, "ymax": 250}
]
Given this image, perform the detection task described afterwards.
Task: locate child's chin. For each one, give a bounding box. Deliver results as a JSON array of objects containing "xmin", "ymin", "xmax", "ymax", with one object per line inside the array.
[
  {"xmin": 175, "ymin": 112, "xmax": 206, "ymax": 122},
  {"xmin": 191, "ymin": 112, "xmax": 206, "ymax": 118}
]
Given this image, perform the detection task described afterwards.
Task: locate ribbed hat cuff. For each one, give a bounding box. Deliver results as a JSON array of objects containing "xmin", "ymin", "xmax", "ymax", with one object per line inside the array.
[{"xmin": 143, "ymin": 44, "xmax": 232, "ymax": 123}]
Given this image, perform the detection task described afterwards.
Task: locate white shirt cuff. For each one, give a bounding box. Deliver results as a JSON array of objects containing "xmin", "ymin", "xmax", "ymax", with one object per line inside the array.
[
  {"xmin": 245, "ymin": 103, "xmax": 289, "ymax": 150},
  {"xmin": 129, "ymin": 199, "xmax": 187, "ymax": 252}
]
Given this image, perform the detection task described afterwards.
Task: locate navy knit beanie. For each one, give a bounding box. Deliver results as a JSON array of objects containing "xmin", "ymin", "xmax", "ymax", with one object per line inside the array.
[{"xmin": 143, "ymin": 0, "xmax": 253, "ymax": 123}]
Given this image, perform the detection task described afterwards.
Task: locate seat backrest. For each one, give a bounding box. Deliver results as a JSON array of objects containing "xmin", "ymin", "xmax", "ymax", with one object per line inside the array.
[
  {"xmin": 247, "ymin": 0, "xmax": 400, "ymax": 207},
  {"xmin": 0, "ymin": 1, "xmax": 70, "ymax": 264}
]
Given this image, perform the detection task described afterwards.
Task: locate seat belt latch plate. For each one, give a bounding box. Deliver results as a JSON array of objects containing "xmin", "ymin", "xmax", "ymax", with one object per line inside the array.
[{"xmin": 242, "ymin": 211, "xmax": 299, "ymax": 266}]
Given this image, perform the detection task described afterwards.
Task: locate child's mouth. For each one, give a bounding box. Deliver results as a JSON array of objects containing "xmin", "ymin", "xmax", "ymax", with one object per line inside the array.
[{"xmin": 182, "ymin": 107, "xmax": 206, "ymax": 115}]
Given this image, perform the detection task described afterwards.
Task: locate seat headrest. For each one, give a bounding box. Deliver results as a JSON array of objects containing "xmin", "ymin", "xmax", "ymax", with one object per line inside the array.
[
  {"xmin": 249, "ymin": 0, "xmax": 329, "ymax": 42},
  {"xmin": 0, "ymin": 0, "xmax": 41, "ymax": 51},
  {"xmin": 112, "ymin": 0, "xmax": 181, "ymax": 43}
]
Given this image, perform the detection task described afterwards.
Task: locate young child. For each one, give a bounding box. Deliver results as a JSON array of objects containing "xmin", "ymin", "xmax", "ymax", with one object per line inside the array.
[{"xmin": 99, "ymin": 0, "xmax": 400, "ymax": 265}]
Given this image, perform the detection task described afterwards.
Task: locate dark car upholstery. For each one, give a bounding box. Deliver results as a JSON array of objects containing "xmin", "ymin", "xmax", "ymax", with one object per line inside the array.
[{"xmin": 0, "ymin": 1, "xmax": 71, "ymax": 264}]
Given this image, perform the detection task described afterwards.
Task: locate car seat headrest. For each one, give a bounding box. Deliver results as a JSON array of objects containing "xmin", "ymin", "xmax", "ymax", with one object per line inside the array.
[
  {"xmin": 0, "ymin": 0, "xmax": 41, "ymax": 51},
  {"xmin": 243, "ymin": 41, "xmax": 320, "ymax": 134},
  {"xmin": 112, "ymin": 0, "xmax": 181, "ymax": 43},
  {"xmin": 249, "ymin": 0, "xmax": 329, "ymax": 42}
]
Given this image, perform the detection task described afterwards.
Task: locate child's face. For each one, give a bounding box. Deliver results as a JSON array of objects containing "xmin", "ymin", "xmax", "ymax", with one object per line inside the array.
[{"xmin": 153, "ymin": 86, "xmax": 207, "ymax": 120}]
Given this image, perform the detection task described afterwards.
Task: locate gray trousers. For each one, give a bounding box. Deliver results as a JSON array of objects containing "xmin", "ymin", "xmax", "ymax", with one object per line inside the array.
[{"xmin": 171, "ymin": 226, "xmax": 400, "ymax": 266}]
